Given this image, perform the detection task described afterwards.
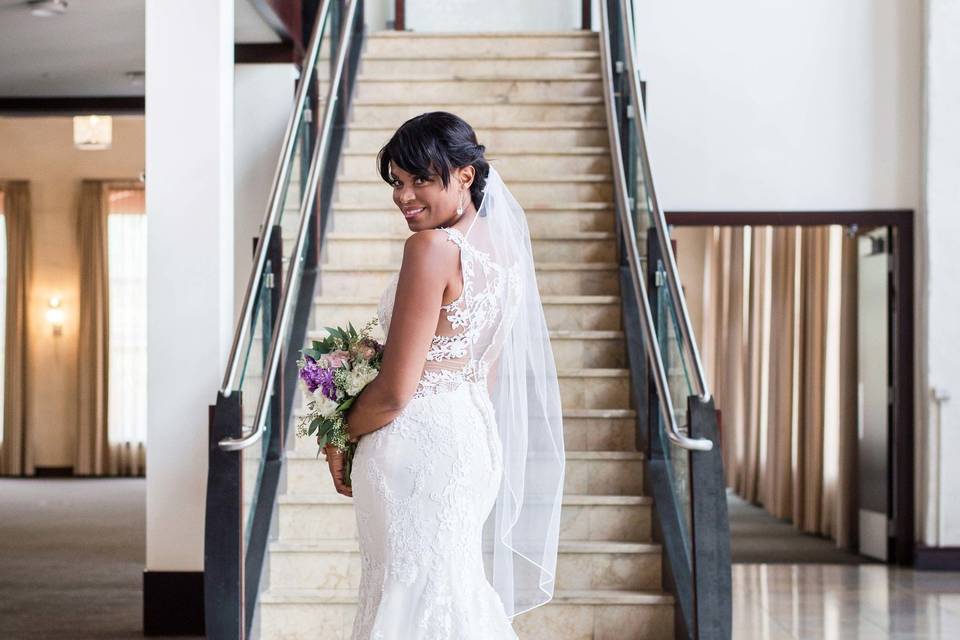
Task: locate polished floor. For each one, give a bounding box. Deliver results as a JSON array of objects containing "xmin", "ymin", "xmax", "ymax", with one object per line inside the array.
[
  {"xmin": 1, "ymin": 478, "xmax": 958, "ymax": 639},
  {"xmin": 733, "ymin": 564, "xmax": 960, "ymax": 639},
  {"xmin": 728, "ymin": 492, "xmax": 868, "ymax": 564}
]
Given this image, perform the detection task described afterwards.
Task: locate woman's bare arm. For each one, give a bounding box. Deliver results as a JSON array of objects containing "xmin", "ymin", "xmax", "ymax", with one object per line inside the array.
[{"xmin": 344, "ymin": 230, "xmax": 455, "ymax": 439}]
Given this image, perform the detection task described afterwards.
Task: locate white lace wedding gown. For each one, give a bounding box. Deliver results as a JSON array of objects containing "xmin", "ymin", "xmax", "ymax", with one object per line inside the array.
[{"xmin": 348, "ymin": 225, "xmax": 522, "ymax": 640}]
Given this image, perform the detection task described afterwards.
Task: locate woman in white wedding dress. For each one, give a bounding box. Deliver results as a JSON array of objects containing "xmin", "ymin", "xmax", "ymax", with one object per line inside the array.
[{"xmin": 322, "ymin": 112, "xmax": 565, "ymax": 640}]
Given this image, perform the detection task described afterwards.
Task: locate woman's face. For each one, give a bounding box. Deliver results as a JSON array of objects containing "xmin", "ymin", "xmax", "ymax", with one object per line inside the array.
[{"xmin": 389, "ymin": 161, "xmax": 474, "ymax": 232}]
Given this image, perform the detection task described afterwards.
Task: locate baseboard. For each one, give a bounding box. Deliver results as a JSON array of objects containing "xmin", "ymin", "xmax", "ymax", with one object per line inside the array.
[
  {"xmin": 35, "ymin": 466, "xmax": 73, "ymax": 477},
  {"xmin": 914, "ymin": 546, "xmax": 960, "ymax": 571},
  {"xmin": 143, "ymin": 570, "xmax": 205, "ymax": 636}
]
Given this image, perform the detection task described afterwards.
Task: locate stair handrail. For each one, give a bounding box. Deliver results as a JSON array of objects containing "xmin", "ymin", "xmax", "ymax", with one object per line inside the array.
[
  {"xmin": 598, "ymin": 0, "xmax": 712, "ymax": 452},
  {"xmin": 220, "ymin": 0, "xmax": 334, "ymax": 396},
  {"xmin": 615, "ymin": 0, "xmax": 712, "ymax": 404},
  {"xmin": 219, "ymin": 0, "xmax": 362, "ymax": 452}
]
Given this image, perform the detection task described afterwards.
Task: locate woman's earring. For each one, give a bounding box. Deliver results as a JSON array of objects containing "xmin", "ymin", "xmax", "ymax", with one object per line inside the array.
[{"xmin": 456, "ymin": 190, "xmax": 465, "ymax": 218}]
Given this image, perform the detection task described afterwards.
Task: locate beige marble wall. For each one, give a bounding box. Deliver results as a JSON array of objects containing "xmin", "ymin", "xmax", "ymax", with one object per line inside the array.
[{"xmin": 0, "ymin": 115, "xmax": 144, "ymax": 469}]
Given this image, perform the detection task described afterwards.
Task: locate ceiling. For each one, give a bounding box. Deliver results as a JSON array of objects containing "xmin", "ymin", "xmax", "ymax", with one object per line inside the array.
[{"xmin": 0, "ymin": 0, "xmax": 281, "ymax": 97}]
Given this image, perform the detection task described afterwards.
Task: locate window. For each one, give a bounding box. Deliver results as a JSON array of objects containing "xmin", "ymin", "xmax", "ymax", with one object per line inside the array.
[{"xmin": 106, "ymin": 188, "xmax": 147, "ymax": 457}]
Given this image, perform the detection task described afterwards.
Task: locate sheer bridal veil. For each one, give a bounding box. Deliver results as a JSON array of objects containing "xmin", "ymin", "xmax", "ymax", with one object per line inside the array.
[{"xmin": 468, "ymin": 164, "xmax": 565, "ymax": 620}]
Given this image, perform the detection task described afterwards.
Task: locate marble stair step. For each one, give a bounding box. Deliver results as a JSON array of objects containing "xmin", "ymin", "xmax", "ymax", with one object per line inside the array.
[
  {"xmin": 277, "ymin": 449, "xmax": 644, "ymax": 497},
  {"xmin": 312, "ymin": 295, "xmax": 622, "ymax": 331},
  {"xmin": 318, "ymin": 232, "xmax": 616, "ymax": 264},
  {"xmin": 355, "ymin": 75, "xmax": 603, "ymax": 102},
  {"xmin": 277, "ymin": 494, "xmax": 653, "ymax": 543},
  {"xmin": 358, "ymin": 52, "xmax": 601, "ymax": 76},
  {"xmin": 285, "ymin": 366, "xmax": 629, "ymax": 411},
  {"xmin": 332, "ymin": 175, "xmax": 612, "ymax": 203},
  {"xmin": 258, "ymin": 587, "xmax": 672, "ymax": 640},
  {"xmin": 317, "ymin": 262, "xmax": 619, "ymax": 296},
  {"xmin": 266, "ymin": 539, "xmax": 660, "ymax": 592},
  {"xmin": 362, "ymin": 31, "xmax": 600, "ymax": 57},
  {"xmin": 344, "ymin": 123, "xmax": 608, "ymax": 151},
  {"xmin": 326, "ymin": 200, "xmax": 615, "ymax": 233},
  {"xmin": 284, "ymin": 408, "xmax": 637, "ymax": 454},
  {"xmin": 348, "ymin": 99, "xmax": 606, "ymax": 125},
  {"xmin": 301, "ymin": 325, "xmax": 624, "ymax": 367}
]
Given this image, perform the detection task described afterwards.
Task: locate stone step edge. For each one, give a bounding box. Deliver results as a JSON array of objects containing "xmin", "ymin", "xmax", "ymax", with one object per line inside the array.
[
  {"xmin": 357, "ymin": 73, "xmax": 602, "ymax": 82},
  {"xmin": 278, "ymin": 494, "xmax": 652, "ymax": 506},
  {"xmin": 313, "ymin": 294, "xmax": 620, "ymax": 304},
  {"xmin": 288, "ymin": 407, "xmax": 636, "ymax": 419},
  {"xmin": 348, "ymin": 123, "xmax": 606, "ymax": 131},
  {"xmin": 330, "ymin": 200, "xmax": 613, "ymax": 209},
  {"xmin": 259, "ymin": 587, "xmax": 671, "ymax": 606},
  {"xmin": 337, "ymin": 174, "xmax": 611, "ymax": 183},
  {"xmin": 361, "ymin": 51, "xmax": 601, "ymax": 61},
  {"xmin": 323, "ymin": 232, "xmax": 616, "ymax": 240},
  {"xmin": 282, "ymin": 449, "xmax": 643, "ymax": 461},
  {"xmin": 269, "ymin": 539, "xmax": 658, "ymax": 555},
  {"xmin": 306, "ymin": 328, "xmax": 623, "ymax": 340},
  {"xmin": 367, "ymin": 30, "xmax": 600, "ymax": 38},
  {"xmin": 317, "ymin": 263, "xmax": 618, "ymax": 272},
  {"xmin": 341, "ymin": 147, "xmax": 609, "ymax": 156},
  {"xmin": 350, "ymin": 96, "xmax": 604, "ymax": 108}
]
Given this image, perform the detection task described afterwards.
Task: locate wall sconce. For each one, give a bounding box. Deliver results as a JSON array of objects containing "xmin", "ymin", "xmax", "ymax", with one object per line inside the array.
[
  {"xmin": 73, "ymin": 115, "xmax": 112, "ymax": 150},
  {"xmin": 46, "ymin": 296, "xmax": 65, "ymax": 336}
]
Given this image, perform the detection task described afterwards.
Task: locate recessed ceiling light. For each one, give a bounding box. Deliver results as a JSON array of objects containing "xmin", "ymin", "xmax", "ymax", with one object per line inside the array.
[{"xmin": 29, "ymin": 0, "xmax": 68, "ymax": 18}]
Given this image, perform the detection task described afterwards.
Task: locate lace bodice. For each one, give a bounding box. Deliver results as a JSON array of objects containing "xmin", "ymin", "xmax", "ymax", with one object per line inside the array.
[{"xmin": 377, "ymin": 226, "xmax": 522, "ymax": 399}]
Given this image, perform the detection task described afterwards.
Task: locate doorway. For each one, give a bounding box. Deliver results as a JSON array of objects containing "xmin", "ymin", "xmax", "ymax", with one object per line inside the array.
[{"xmin": 667, "ymin": 210, "xmax": 914, "ymax": 565}]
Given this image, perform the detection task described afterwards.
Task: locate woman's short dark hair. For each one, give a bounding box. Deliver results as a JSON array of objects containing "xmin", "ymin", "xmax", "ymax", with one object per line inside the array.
[{"xmin": 376, "ymin": 111, "xmax": 490, "ymax": 211}]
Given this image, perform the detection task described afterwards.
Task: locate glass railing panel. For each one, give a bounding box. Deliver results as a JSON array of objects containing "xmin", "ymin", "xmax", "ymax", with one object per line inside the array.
[
  {"xmin": 624, "ymin": 107, "xmax": 653, "ymax": 256},
  {"xmin": 656, "ymin": 261, "xmax": 695, "ymax": 541},
  {"xmin": 225, "ymin": 0, "xmax": 339, "ymax": 402},
  {"xmin": 240, "ymin": 265, "xmax": 275, "ymax": 547}
]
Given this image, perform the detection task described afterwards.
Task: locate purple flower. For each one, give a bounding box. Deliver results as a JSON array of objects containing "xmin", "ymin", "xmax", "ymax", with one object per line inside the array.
[
  {"xmin": 299, "ymin": 356, "xmax": 338, "ymax": 400},
  {"xmin": 298, "ymin": 356, "xmax": 324, "ymax": 393}
]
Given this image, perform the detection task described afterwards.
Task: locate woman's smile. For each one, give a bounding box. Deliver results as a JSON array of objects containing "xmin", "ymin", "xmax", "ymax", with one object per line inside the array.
[{"xmin": 402, "ymin": 205, "xmax": 427, "ymax": 220}]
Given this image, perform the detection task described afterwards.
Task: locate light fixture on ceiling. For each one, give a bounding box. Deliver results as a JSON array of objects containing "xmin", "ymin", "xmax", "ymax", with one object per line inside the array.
[
  {"xmin": 73, "ymin": 115, "xmax": 112, "ymax": 151},
  {"xmin": 29, "ymin": 0, "xmax": 68, "ymax": 18}
]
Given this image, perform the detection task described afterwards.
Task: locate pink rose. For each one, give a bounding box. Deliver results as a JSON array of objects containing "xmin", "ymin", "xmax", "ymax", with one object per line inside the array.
[{"xmin": 321, "ymin": 350, "xmax": 350, "ymax": 369}]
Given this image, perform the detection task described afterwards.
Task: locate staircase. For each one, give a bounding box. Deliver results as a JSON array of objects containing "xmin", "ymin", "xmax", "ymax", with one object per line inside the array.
[{"xmin": 256, "ymin": 30, "xmax": 674, "ymax": 640}]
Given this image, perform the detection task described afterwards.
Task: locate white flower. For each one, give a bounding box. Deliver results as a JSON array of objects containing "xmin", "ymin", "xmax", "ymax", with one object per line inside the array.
[
  {"xmin": 312, "ymin": 391, "xmax": 339, "ymax": 419},
  {"xmin": 344, "ymin": 362, "xmax": 378, "ymax": 396}
]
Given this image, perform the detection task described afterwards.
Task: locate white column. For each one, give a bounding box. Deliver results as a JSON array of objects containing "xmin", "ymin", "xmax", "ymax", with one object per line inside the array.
[
  {"xmin": 922, "ymin": 0, "xmax": 960, "ymax": 547},
  {"xmin": 145, "ymin": 0, "xmax": 234, "ymax": 572}
]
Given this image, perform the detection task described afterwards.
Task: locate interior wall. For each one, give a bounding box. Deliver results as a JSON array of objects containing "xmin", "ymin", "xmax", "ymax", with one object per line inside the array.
[
  {"xmin": 0, "ymin": 116, "xmax": 145, "ymax": 469},
  {"xmin": 234, "ymin": 64, "xmax": 298, "ymax": 321},
  {"xmin": 632, "ymin": 0, "xmax": 922, "ymax": 212},
  {"xmin": 922, "ymin": 0, "xmax": 960, "ymax": 548}
]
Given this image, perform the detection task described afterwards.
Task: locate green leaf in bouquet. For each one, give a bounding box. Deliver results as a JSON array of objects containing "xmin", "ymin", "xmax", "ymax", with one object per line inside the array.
[
  {"xmin": 307, "ymin": 417, "xmax": 322, "ymax": 436},
  {"xmin": 301, "ymin": 347, "xmax": 322, "ymax": 360},
  {"xmin": 338, "ymin": 396, "xmax": 357, "ymax": 412}
]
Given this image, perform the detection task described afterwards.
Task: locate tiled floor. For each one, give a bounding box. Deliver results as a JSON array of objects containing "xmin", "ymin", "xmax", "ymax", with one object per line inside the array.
[{"xmin": 733, "ymin": 564, "xmax": 960, "ymax": 639}]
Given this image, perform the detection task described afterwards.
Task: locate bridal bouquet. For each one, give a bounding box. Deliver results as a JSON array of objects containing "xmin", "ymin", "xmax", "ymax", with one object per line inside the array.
[{"xmin": 295, "ymin": 318, "xmax": 383, "ymax": 487}]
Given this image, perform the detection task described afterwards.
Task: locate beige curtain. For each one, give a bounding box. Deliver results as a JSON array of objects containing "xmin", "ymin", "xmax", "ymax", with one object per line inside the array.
[
  {"xmin": 0, "ymin": 181, "xmax": 35, "ymax": 476},
  {"xmin": 75, "ymin": 180, "xmax": 110, "ymax": 475},
  {"xmin": 702, "ymin": 224, "xmax": 858, "ymax": 547}
]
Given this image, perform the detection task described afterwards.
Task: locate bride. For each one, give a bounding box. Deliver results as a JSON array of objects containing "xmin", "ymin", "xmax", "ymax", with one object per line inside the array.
[{"xmin": 321, "ymin": 112, "xmax": 565, "ymax": 639}]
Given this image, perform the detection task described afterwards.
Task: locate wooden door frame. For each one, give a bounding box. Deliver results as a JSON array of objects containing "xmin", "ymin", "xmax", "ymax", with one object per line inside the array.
[{"xmin": 665, "ymin": 209, "xmax": 915, "ymax": 566}]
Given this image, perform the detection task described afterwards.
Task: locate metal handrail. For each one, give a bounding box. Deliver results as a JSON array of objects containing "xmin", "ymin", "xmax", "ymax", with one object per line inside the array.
[
  {"xmin": 616, "ymin": 0, "xmax": 712, "ymax": 403},
  {"xmin": 220, "ymin": 0, "xmax": 333, "ymax": 396},
  {"xmin": 219, "ymin": 0, "xmax": 361, "ymax": 452},
  {"xmin": 599, "ymin": 0, "xmax": 712, "ymax": 451}
]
